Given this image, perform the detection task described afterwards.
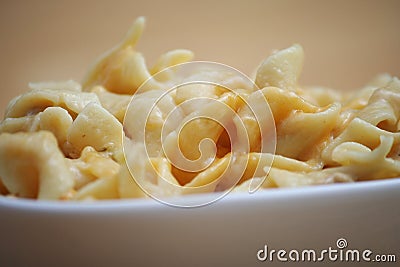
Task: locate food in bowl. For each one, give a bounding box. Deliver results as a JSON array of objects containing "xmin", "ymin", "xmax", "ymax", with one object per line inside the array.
[{"xmin": 0, "ymin": 17, "xmax": 399, "ymax": 202}]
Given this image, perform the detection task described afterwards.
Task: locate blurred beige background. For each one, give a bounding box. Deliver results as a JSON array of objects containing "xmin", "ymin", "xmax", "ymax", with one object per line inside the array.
[{"xmin": 0, "ymin": 0, "xmax": 399, "ymax": 116}]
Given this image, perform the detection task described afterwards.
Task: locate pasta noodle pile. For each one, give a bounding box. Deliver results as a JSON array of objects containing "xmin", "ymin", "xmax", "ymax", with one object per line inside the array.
[{"xmin": 0, "ymin": 17, "xmax": 399, "ymax": 201}]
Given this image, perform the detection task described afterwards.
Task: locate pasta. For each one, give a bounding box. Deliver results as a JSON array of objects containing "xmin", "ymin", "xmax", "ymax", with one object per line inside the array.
[{"xmin": 0, "ymin": 17, "xmax": 399, "ymax": 202}]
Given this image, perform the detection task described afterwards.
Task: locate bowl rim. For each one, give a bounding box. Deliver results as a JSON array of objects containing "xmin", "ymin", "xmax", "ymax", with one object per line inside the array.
[{"xmin": 1, "ymin": 178, "xmax": 399, "ymax": 213}]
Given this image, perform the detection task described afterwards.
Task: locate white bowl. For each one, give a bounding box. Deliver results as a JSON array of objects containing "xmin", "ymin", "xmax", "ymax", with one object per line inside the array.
[
  {"xmin": 1, "ymin": 2, "xmax": 399, "ymax": 266},
  {"xmin": 1, "ymin": 179, "xmax": 399, "ymax": 267}
]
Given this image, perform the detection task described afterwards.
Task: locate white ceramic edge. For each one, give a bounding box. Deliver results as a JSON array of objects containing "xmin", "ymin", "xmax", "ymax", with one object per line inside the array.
[{"xmin": 1, "ymin": 178, "xmax": 399, "ymax": 212}]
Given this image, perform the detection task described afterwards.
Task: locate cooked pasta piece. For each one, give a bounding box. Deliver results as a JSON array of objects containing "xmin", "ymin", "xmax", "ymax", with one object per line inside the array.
[
  {"xmin": 0, "ymin": 131, "xmax": 75, "ymax": 199},
  {"xmin": 255, "ymin": 44, "xmax": 304, "ymax": 91},
  {"xmin": 90, "ymin": 86, "xmax": 132, "ymax": 123},
  {"xmin": 67, "ymin": 103, "xmax": 123, "ymax": 157},
  {"xmin": 82, "ymin": 17, "xmax": 193, "ymax": 94}
]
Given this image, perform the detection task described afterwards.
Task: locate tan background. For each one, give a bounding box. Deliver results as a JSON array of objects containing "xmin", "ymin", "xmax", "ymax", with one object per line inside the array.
[{"xmin": 0, "ymin": 0, "xmax": 399, "ymax": 116}]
